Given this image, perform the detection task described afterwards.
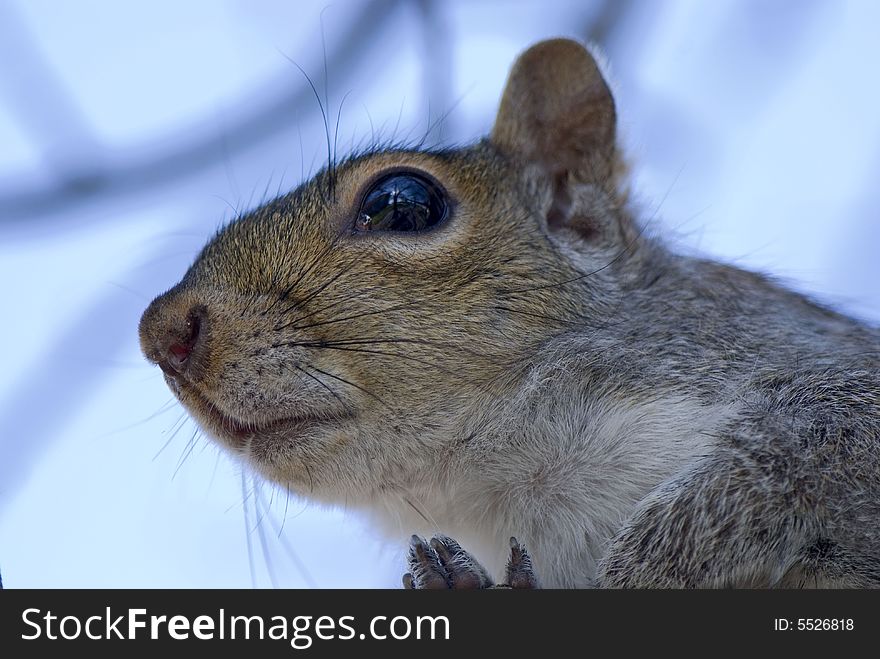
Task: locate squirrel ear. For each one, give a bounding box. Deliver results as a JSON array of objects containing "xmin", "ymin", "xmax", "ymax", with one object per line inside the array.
[{"xmin": 491, "ymin": 39, "xmax": 616, "ymax": 185}]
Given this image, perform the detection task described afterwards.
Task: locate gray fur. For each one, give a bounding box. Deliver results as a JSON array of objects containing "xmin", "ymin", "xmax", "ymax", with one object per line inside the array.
[{"xmin": 139, "ymin": 39, "xmax": 880, "ymax": 588}]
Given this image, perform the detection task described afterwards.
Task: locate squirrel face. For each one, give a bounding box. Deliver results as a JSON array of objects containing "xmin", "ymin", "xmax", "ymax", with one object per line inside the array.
[{"xmin": 139, "ymin": 39, "xmax": 633, "ymax": 502}]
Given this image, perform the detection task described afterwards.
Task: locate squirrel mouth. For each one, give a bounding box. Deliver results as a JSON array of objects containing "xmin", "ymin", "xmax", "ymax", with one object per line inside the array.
[{"xmin": 168, "ymin": 376, "xmax": 343, "ymax": 447}]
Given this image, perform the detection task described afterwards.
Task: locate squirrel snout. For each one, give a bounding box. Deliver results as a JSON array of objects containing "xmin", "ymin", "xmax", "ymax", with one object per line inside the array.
[{"xmin": 139, "ymin": 296, "xmax": 210, "ymax": 384}]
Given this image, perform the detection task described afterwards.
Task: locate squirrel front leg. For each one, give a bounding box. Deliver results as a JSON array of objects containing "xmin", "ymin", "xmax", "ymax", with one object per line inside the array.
[{"xmin": 596, "ymin": 449, "xmax": 820, "ymax": 588}]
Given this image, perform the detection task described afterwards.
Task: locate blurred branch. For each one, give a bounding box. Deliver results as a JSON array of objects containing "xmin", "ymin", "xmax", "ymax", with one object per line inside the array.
[
  {"xmin": 0, "ymin": 0, "xmax": 401, "ymax": 516},
  {"xmin": 0, "ymin": 2, "xmax": 104, "ymax": 178},
  {"xmin": 584, "ymin": 0, "xmax": 635, "ymax": 48},
  {"xmin": 0, "ymin": 0, "xmax": 401, "ymax": 223},
  {"xmin": 414, "ymin": 0, "xmax": 454, "ymax": 146}
]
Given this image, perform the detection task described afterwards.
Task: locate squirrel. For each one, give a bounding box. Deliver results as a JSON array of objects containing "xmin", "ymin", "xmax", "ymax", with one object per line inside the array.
[{"xmin": 139, "ymin": 39, "xmax": 880, "ymax": 588}]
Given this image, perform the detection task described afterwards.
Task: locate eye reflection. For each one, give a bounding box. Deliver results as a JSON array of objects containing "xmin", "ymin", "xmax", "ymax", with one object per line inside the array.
[{"xmin": 355, "ymin": 173, "xmax": 448, "ymax": 233}]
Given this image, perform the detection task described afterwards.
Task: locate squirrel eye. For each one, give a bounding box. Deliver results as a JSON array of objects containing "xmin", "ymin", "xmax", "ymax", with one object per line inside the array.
[{"xmin": 355, "ymin": 173, "xmax": 448, "ymax": 233}]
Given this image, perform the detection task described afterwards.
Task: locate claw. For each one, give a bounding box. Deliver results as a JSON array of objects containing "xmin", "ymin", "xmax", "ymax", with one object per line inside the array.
[
  {"xmin": 430, "ymin": 535, "xmax": 493, "ymax": 589},
  {"xmin": 403, "ymin": 534, "xmax": 540, "ymax": 589},
  {"xmin": 505, "ymin": 536, "xmax": 540, "ymax": 589},
  {"xmin": 406, "ymin": 535, "xmax": 450, "ymax": 589}
]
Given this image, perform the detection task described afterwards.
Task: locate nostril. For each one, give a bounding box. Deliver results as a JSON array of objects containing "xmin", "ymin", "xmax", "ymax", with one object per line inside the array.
[
  {"xmin": 169, "ymin": 341, "xmax": 192, "ymax": 364},
  {"xmin": 165, "ymin": 308, "xmax": 204, "ymax": 374}
]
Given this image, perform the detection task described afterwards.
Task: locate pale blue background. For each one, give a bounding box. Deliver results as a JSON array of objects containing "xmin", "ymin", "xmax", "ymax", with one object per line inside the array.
[{"xmin": 1, "ymin": 0, "xmax": 878, "ymax": 587}]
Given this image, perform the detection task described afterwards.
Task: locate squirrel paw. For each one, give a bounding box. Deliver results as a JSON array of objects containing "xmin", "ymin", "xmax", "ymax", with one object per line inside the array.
[{"xmin": 403, "ymin": 535, "xmax": 539, "ymax": 589}]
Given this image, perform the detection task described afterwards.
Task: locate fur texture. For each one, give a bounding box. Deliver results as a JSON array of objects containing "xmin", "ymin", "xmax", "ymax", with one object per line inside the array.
[{"xmin": 139, "ymin": 39, "xmax": 880, "ymax": 587}]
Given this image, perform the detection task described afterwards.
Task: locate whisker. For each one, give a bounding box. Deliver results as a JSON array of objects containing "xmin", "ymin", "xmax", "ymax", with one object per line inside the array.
[
  {"xmin": 415, "ymin": 85, "xmax": 473, "ymax": 150},
  {"xmin": 172, "ymin": 427, "xmax": 201, "ymax": 480},
  {"xmin": 282, "ymin": 485, "xmax": 291, "ymax": 533},
  {"xmin": 302, "ymin": 363, "xmax": 395, "ymax": 412},
  {"xmin": 275, "ymin": 250, "xmax": 360, "ymax": 321},
  {"xmin": 241, "ymin": 471, "xmax": 259, "ymax": 588},
  {"xmin": 319, "ymin": 7, "xmax": 334, "ymax": 200},
  {"xmin": 400, "ymin": 488, "xmax": 443, "ymax": 530},
  {"xmin": 279, "ymin": 52, "xmax": 332, "ymax": 205},
  {"xmin": 302, "ymin": 461, "xmax": 315, "ymax": 496},
  {"xmin": 257, "ymin": 484, "xmax": 319, "ymax": 588},
  {"xmin": 290, "ymin": 363, "xmax": 349, "ymax": 410},
  {"xmin": 263, "ymin": 221, "xmax": 351, "ymax": 317},
  {"xmin": 259, "ymin": 171, "xmax": 276, "ymax": 208},
  {"xmin": 280, "ymin": 287, "xmax": 453, "ymax": 333},
  {"xmin": 288, "ymin": 343, "xmax": 457, "ymax": 375},
  {"xmin": 207, "ymin": 448, "xmax": 223, "ymax": 494},
  {"xmin": 276, "ymin": 282, "xmax": 388, "ymax": 330},
  {"xmin": 364, "ymin": 103, "xmax": 377, "ymax": 151},
  {"xmin": 100, "ymin": 397, "xmax": 179, "ymax": 438},
  {"xmin": 298, "ymin": 121, "xmax": 305, "ymax": 187},
  {"xmin": 281, "ymin": 336, "xmax": 504, "ymax": 367},
  {"xmin": 153, "ymin": 411, "xmax": 189, "ymax": 461},
  {"xmin": 275, "ymin": 167, "xmax": 289, "ymax": 200},
  {"xmin": 402, "ymin": 495, "xmax": 431, "ymax": 525},
  {"xmin": 495, "ymin": 199, "xmax": 658, "ymax": 298},
  {"xmin": 332, "ymin": 90, "xmax": 353, "ymax": 203},
  {"xmin": 253, "ymin": 478, "xmax": 279, "ymax": 589}
]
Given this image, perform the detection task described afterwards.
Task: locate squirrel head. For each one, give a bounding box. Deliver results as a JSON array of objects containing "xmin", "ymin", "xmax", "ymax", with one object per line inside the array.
[{"xmin": 139, "ymin": 39, "xmax": 640, "ymax": 502}]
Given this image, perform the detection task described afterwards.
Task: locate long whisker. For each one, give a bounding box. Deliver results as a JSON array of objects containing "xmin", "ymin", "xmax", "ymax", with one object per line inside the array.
[
  {"xmin": 264, "ymin": 215, "xmax": 355, "ymax": 317},
  {"xmin": 415, "ymin": 85, "xmax": 474, "ymax": 150},
  {"xmin": 99, "ymin": 397, "xmax": 179, "ymax": 439},
  {"xmin": 332, "ymin": 90, "xmax": 353, "ymax": 202},
  {"xmin": 241, "ymin": 471, "xmax": 259, "ymax": 588},
  {"xmin": 280, "ymin": 288, "xmax": 454, "ymax": 333},
  {"xmin": 499, "ymin": 168, "xmax": 678, "ymax": 297},
  {"xmin": 320, "ymin": 7, "xmax": 334, "ymax": 200},
  {"xmin": 402, "ymin": 495, "xmax": 432, "ymax": 525},
  {"xmin": 274, "ymin": 247, "xmax": 364, "ymax": 320},
  {"xmin": 279, "ymin": 53, "xmax": 332, "ymax": 205},
  {"xmin": 268, "ymin": 337, "xmax": 505, "ymax": 372},
  {"xmin": 263, "ymin": 233, "xmax": 342, "ymax": 316},
  {"xmin": 252, "ymin": 478, "xmax": 280, "ymax": 589},
  {"xmin": 172, "ymin": 427, "xmax": 202, "ymax": 480},
  {"xmin": 272, "ymin": 240, "xmax": 388, "ymax": 323},
  {"xmin": 287, "ymin": 343, "xmax": 458, "ymax": 375},
  {"xmin": 153, "ymin": 411, "xmax": 189, "ymax": 461},
  {"xmin": 258, "ymin": 484, "xmax": 319, "ymax": 588},
  {"xmin": 301, "ymin": 363, "xmax": 395, "ymax": 412},
  {"xmin": 289, "ymin": 363, "xmax": 349, "ymax": 410},
  {"xmin": 276, "ymin": 282, "xmax": 389, "ymax": 329},
  {"xmin": 207, "ymin": 448, "xmax": 223, "ymax": 494}
]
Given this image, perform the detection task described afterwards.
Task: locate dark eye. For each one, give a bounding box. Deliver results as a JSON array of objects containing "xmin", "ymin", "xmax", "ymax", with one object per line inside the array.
[{"xmin": 355, "ymin": 173, "xmax": 448, "ymax": 233}]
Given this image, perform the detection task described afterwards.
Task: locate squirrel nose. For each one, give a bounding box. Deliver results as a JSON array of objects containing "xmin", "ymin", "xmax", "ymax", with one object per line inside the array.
[
  {"xmin": 165, "ymin": 308, "xmax": 203, "ymax": 373},
  {"xmin": 139, "ymin": 296, "xmax": 210, "ymax": 384}
]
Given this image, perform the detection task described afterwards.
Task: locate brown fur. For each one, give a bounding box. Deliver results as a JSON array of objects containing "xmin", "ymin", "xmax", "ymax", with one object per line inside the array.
[{"xmin": 140, "ymin": 39, "xmax": 880, "ymax": 588}]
